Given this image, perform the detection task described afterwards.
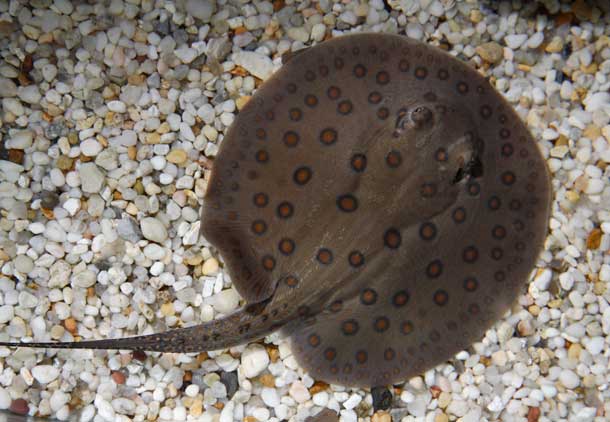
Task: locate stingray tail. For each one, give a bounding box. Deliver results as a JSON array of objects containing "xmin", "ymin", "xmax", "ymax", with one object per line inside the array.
[{"xmin": 0, "ymin": 302, "xmax": 286, "ymax": 352}]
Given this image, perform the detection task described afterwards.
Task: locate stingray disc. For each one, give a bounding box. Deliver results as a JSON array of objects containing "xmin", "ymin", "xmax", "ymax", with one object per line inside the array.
[{"xmin": 201, "ymin": 33, "xmax": 551, "ymax": 387}]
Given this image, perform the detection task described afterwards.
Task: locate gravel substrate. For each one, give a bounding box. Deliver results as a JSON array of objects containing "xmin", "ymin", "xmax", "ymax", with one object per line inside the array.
[{"xmin": 0, "ymin": 0, "xmax": 609, "ymax": 421}]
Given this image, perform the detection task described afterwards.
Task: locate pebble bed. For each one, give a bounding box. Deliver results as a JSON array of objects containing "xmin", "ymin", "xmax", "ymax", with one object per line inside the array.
[{"xmin": 0, "ymin": 0, "xmax": 609, "ymax": 421}]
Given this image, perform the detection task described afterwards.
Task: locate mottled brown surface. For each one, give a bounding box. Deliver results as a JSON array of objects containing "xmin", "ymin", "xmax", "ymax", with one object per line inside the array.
[{"xmin": 0, "ymin": 33, "xmax": 551, "ymax": 389}]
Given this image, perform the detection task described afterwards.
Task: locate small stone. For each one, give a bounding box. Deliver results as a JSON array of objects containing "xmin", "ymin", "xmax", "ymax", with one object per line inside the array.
[
  {"xmin": 7, "ymin": 130, "xmax": 33, "ymax": 150},
  {"xmin": 78, "ymin": 163, "xmax": 105, "ymax": 193},
  {"xmin": 233, "ymin": 51, "xmax": 274, "ymax": 80},
  {"xmin": 586, "ymin": 228, "xmax": 602, "ymax": 249},
  {"xmin": 241, "ymin": 344, "xmax": 269, "ymax": 378},
  {"xmin": 0, "ymin": 77, "xmax": 17, "ymax": 97},
  {"xmin": 111, "ymin": 371, "xmax": 126, "ymax": 384},
  {"xmin": 107, "ymin": 100, "xmax": 127, "ymax": 113},
  {"xmin": 372, "ymin": 386, "xmax": 393, "ymax": 411},
  {"xmin": 140, "ymin": 217, "xmax": 168, "ymax": 243},
  {"xmin": 18, "ymin": 85, "xmax": 41, "ymax": 104},
  {"xmin": 186, "ymin": 0, "xmax": 216, "ymax": 22},
  {"xmin": 545, "ymin": 37, "xmax": 564, "ymax": 53},
  {"xmin": 9, "ymin": 399, "xmax": 28, "ymax": 415},
  {"xmin": 491, "ymin": 350, "xmax": 508, "ymax": 366},
  {"xmin": 212, "ymin": 288, "xmax": 239, "ymax": 314},
  {"xmin": 166, "ymin": 149, "xmax": 188, "ymax": 165},
  {"xmin": 505, "ymin": 34, "xmax": 528, "ymax": 50},
  {"xmin": 80, "ymin": 139, "xmax": 103, "ymax": 156},
  {"xmin": 0, "ymin": 306, "xmax": 14, "ymax": 324},
  {"xmin": 372, "ymin": 411, "xmax": 392, "ymax": 422},
  {"xmin": 289, "ymin": 381, "xmax": 310, "ymax": 404},
  {"xmin": 261, "ymin": 387, "xmax": 280, "ymax": 407},
  {"xmin": 585, "ymin": 337, "xmax": 604, "ymax": 355},
  {"xmin": 220, "ymin": 371, "xmax": 239, "ymax": 398},
  {"xmin": 32, "ymin": 365, "xmax": 60, "ymax": 384},
  {"xmin": 559, "ymin": 369, "xmax": 579, "ymax": 389},
  {"xmin": 476, "ymin": 42, "xmax": 503, "ymax": 64},
  {"xmin": 202, "ymin": 257, "xmax": 219, "ymax": 275},
  {"xmin": 117, "ymin": 217, "xmax": 142, "ymax": 243}
]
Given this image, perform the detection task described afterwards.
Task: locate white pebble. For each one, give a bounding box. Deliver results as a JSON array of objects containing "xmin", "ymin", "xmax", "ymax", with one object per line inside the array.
[
  {"xmin": 559, "ymin": 369, "xmax": 580, "ymax": 389},
  {"xmin": 107, "ymin": 100, "xmax": 127, "ymax": 113},
  {"xmin": 505, "ymin": 34, "xmax": 528, "ymax": 49},
  {"xmin": 140, "ymin": 217, "xmax": 168, "ymax": 243},
  {"xmin": 32, "ymin": 365, "xmax": 60, "ymax": 384},
  {"xmin": 241, "ymin": 344, "xmax": 269, "ymax": 378}
]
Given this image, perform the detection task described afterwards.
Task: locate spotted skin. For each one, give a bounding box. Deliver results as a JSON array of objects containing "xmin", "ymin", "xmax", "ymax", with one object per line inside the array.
[{"xmin": 0, "ymin": 34, "xmax": 551, "ymax": 389}]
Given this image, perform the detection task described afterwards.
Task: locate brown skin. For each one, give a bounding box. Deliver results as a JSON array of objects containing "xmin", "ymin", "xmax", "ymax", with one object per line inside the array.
[{"xmin": 0, "ymin": 34, "xmax": 551, "ymax": 388}]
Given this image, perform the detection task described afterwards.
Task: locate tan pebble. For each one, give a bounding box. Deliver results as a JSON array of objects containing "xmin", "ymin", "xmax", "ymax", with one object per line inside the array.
[
  {"xmin": 259, "ymin": 374, "xmax": 275, "ymax": 387},
  {"xmin": 565, "ymin": 190, "xmax": 580, "ymax": 203},
  {"xmin": 146, "ymin": 132, "xmax": 160, "ymax": 144},
  {"xmin": 545, "ymin": 36, "xmax": 564, "ymax": 53},
  {"xmin": 469, "ymin": 10, "xmax": 483, "ymax": 23},
  {"xmin": 236, "ymin": 96, "xmax": 251, "ymax": 110},
  {"xmin": 190, "ymin": 400, "xmax": 203, "ymax": 417},
  {"xmin": 593, "ymin": 282, "xmax": 606, "ymax": 295},
  {"xmin": 437, "ymin": 392, "xmax": 451, "ymax": 408},
  {"xmin": 586, "ymin": 228, "xmax": 602, "ymax": 250},
  {"xmin": 213, "ymin": 402, "xmax": 224, "ymax": 410},
  {"xmin": 127, "ymin": 74, "xmax": 146, "ymax": 85},
  {"xmin": 547, "ymin": 299, "xmax": 562, "ymax": 308},
  {"xmin": 39, "ymin": 32, "xmax": 54, "ymax": 44},
  {"xmin": 266, "ymin": 345, "xmax": 280, "ymax": 362},
  {"xmin": 568, "ymin": 343, "xmax": 582, "ymax": 360},
  {"xmin": 528, "ymin": 304, "xmax": 541, "ymax": 317},
  {"xmin": 50, "ymin": 325, "xmax": 65, "ymax": 339},
  {"xmin": 243, "ymin": 417, "xmax": 257, "ymax": 422},
  {"xmin": 125, "ymin": 203, "xmax": 139, "ymax": 215},
  {"xmin": 201, "ymin": 258, "xmax": 219, "ymax": 275},
  {"xmin": 160, "ymin": 302, "xmax": 175, "ymax": 316},
  {"xmin": 64, "ymin": 317, "xmax": 77, "ymax": 334},
  {"xmin": 582, "ymin": 374, "xmax": 596, "ymax": 388},
  {"xmin": 517, "ymin": 64, "xmax": 531, "ymax": 72},
  {"xmin": 581, "ymin": 63, "xmax": 598, "ymax": 74},
  {"xmin": 601, "ymin": 126, "xmax": 610, "ymax": 142},
  {"xmin": 127, "ymin": 146, "xmax": 137, "ymax": 160},
  {"xmin": 111, "ymin": 371, "xmax": 126, "ymax": 384},
  {"xmin": 476, "ymin": 41, "xmax": 504, "ymax": 64},
  {"xmin": 167, "ymin": 149, "xmax": 188, "ymax": 165},
  {"xmin": 157, "ymin": 122, "xmax": 170, "ymax": 134},
  {"xmin": 517, "ymin": 319, "xmax": 535, "ymax": 336},
  {"xmin": 184, "ymin": 255, "xmax": 204, "ymax": 266},
  {"xmin": 583, "ymin": 125, "xmax": 602, "ymax": 140},
  {"xmin": 434, "ymin": 412, "xmax": 449, "ymax": 422},
  {"xmin": 371, "ymin": 411, "xmax": 391, "ymax": 422},
  {"xmin": 56, "ymin": 155, "xmax": 74, "ymax": 171},
  {"xmin": 309, "ymin": 381, "xmax": 329, "ymax": 394}
]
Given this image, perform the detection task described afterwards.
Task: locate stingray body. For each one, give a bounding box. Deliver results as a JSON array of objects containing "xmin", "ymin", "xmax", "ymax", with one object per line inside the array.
[{"xmin": 0, "ymin": 34, "xmax": 551, "ymax": 388}]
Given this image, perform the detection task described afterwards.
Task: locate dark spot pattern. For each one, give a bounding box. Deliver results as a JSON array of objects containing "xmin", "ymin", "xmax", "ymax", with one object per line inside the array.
[
  {"xmin": 360, "ymin": 288, "xmax": 377, "ymax": 305},
  {"xmin": 384, "ymin": 228, "xmax": 401, "ymax": 249},
  {"xmin": 320, "ymin": 128, "xmax": 338, "ymax": 145},
  {"xmin": 351, "ymin": 154, "xmax": 367, "ymax": 172},
  {"xmin": 293, "ymin": 166, "xmax": 312, "ymax": 185},
  {"xmin": 196, "ymin": 33, "xmax": 551, "ymax": 391},
  {"xmin": 337, "ymin": 194, "xmax": 358, "ymax": 212},
  {"xmin": 316, "ymin": 248, "xmax": 333, "ymax": 265}
]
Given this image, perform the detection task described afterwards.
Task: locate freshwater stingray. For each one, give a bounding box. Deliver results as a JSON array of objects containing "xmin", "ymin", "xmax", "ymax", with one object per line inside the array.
[{"xmin": 0, "ymin": 33, "xmax": 551, "ymax": 388}]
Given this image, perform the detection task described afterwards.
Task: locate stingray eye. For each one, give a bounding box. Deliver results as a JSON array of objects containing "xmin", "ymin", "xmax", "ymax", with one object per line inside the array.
[
  {"xmin": 410, "ymin": 106, "xmax": 433, "ymax": 127},
  {"xmin": 395, "ymin": 105, "xmax": 434, "ymax": 135}
]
